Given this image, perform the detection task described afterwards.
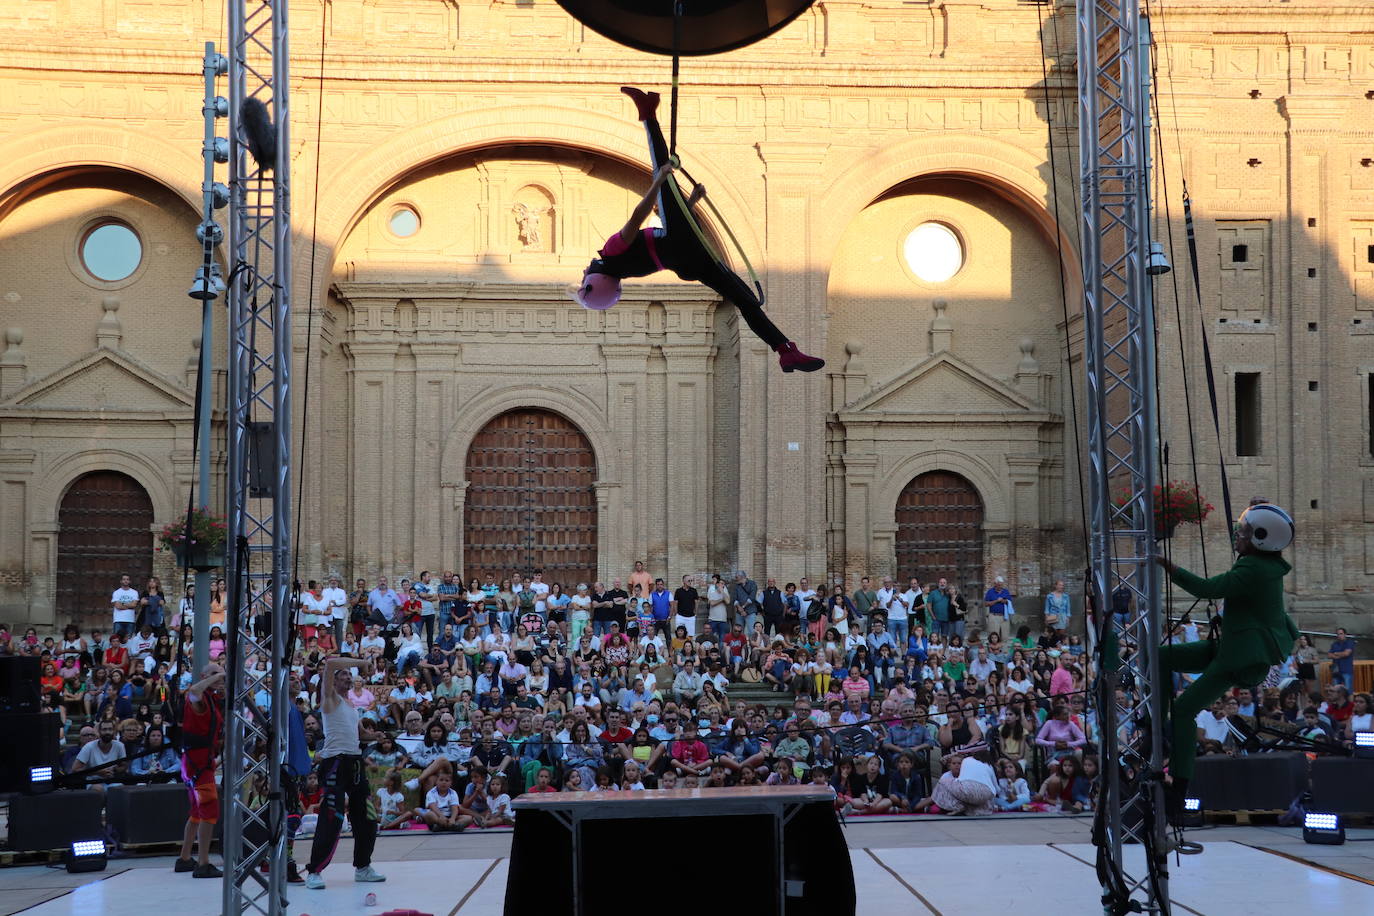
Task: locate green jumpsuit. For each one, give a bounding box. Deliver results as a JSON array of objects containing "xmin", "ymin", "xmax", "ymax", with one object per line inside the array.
[{"xmin": 1161, "ymin": 551, "xmax": 1297, "ymax": 780}]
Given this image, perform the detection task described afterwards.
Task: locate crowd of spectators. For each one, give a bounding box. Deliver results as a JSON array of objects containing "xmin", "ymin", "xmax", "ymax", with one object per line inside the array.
[{"xmin": 0, "ymin": 564, "xmax": 1364, "ymax": 828}]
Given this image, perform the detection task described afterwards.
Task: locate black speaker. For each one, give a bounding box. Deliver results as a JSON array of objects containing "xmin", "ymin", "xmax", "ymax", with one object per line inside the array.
[
  {"xmin": 106, "ymin": 783, "xmax": 190, "ymax": 847},
  {"xmin": 0, "ymin": 711, "xmax": 62, "ymax": 793},
  {"xmin": 1311, "ymin": 757, "xmax": 1374, "ymax": 814},
  {"xmin": 7, "ymin": 789, "xmax": 105, "ymax": 852},
  {"xmin": 1191, "ymin": 751, "xmax": 1307, "ymax": 811},
  {"xmin": 0, "ymin": 656, "xmax": 41, "ymax": 714}
]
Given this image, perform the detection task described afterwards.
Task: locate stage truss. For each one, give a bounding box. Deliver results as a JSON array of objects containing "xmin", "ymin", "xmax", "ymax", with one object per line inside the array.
[
  {"xmin": 221, "ymin": 1, "xmax": 292, "ymax": 914},
  {"xmin": 1077, "ymin": 0, "xmax": 1170, "ymax": 912}
]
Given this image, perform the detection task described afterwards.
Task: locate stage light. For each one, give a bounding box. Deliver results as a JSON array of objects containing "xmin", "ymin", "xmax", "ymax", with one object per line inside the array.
[
  {"xmin": 212, "ymin": 137, "xmax": 229, "ymax": 163},
  {"xmin": 188, "ymin": 264, "xmax": 226, "ymax": 301},
  {"xmin": 1181, "ymin": 796, "xmax": 1204, "ymax": 828},
  {"xmin": 64, "ymin": 840, "xmax": 108, "ymax": 873},
  {"xmin": 1302, "ymin": 812, "xmax": 1345, "ymax": 845},
  {"xmin": 1146, "ymin": 241, "xmax": 1172, "ymax": 275},
  {"xmin": 211, "ymin": 52, "xmax": 228, "ymax": 76},
  {"xmin": 1353, "ymin": 731, "xmax": 1374, "ymax": 759},
  {"xmin": 196, "ymin": 220, "xmax": 223, "ymax": 245},
  {"xmin": 211, "ymin": 181, "xmax": 230, "ymax": 209},
  {"xmin": 214, "ymin": 95, "xmax": 229, "ymax": 118},
  {"xmin": 29, "ymin": 766, "xmax": 52, "ymax": 783}
]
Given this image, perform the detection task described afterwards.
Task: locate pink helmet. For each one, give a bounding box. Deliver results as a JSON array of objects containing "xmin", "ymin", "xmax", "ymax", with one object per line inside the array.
[{"xmin": 575, "ymin": 272, "xmax": 621, "ymax": 310}]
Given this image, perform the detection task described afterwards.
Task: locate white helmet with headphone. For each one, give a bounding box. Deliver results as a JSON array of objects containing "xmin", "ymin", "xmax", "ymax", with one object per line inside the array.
[{"xmin": 1238, "ymin": 503, "xmax": 1294, "ymax": 552}]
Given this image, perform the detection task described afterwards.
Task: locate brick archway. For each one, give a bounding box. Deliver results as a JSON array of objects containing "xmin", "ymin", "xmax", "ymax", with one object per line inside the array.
[
  {"xmin": 56, "ymin": 471, "xmax": 154, "ymax": 628},
  {"xmin": 894, "ymin": 470, "xmax": 985, "ymax": 593},
  {"xmin": 464, "ymin": 409, "xmax": 598, "ymax": 587}
]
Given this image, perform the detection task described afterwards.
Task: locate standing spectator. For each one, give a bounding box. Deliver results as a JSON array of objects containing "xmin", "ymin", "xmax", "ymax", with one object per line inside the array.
[
  {"xmin": 649, "ymin": 579, "xmax": 674, "ymax": 640},
  {"xmin": 826, "ymin": 585, "xmax": 856, "ymax": 638},
  {"xmin": 140, "ymin": 576, "xmax": 167, "ymax": 634},
  {"xmin": 414, "ymin": 571, "xmax": 438, "ymax": 647},
  {"xmin": 851, "ymin": 576, "xmax": 878, "ymax": 631},
  {"xmin": 111, "ymin": 574, "xmax": 140, "ymax": 638},
  {"xmin": 1328, "ymin": 627, "xmax": 1356, "ymax": 691},
  {"xmin": 706, "ymin": 574, "xmax": 730, "ymax": 643},
  {"xmin": 368, "ymin": 577, "xmax": 402, "ymax": 632},
  {"xmin": 437, "ymin": 571, "xmax": 462, "ymax": 632},
  {"xmin": 875, "ymin": 577, "xmax": 905, "ymax": 643},
  {"xmin": 760, "ymin": 579, "xmax": 785, "ymax": 637},
  {"xmin": 349, "ymin": 578, "xmax": 371, "ymax": 635},
  {"xmin": 927, "ymin": 578, "xmax": 952, "ymax": 639},
  {"xmin": 570, "ymin": 584, "xmax": 594, "ymax": 642},
  {"xmin": 629, "ymin": 560, "xmax": 654, "ymax": 599},
  {"xmin": 322, "ymin": 576, "xmax": 349, "ymax": 646},
  {"xmin": 983, "ymin": 576, "xmax": 1014, "ymax": 642},
  {"xmin": 1044, "ymin": 579, "xmax": 1071, "ymax": 635},
  {"xmin": 733, "ymin": 571, "xmax": 760, "ymax": 634},
  {"xmin": 947, "ymin": 582, "xmax": 968, "ymax": 640},
  {"xmin": 673, "ymin": 575, "xmax": 699, "ymax": 638},
  {"xmin": 297, "ymin": 581, "xmax": 326, "ymax": 641}
]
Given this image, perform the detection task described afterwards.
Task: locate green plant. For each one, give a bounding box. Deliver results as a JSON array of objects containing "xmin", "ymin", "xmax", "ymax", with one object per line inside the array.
[{"xmin": 157, "ymin": 506, "xmax": 227, "ymax": 553}]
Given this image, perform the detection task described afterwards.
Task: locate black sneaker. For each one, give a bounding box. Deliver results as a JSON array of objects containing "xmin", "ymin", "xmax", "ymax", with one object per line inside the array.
[
  {"xmin": 193, "ymin": 863, "xmax": 223, "ymax": 879},
  {"xmin": 287, "ymin": 861, "xmax": 305, "ymax": 884},
  {"xmin": 174, "ymin": 858, "xmax": 196, "ymax": 873}
]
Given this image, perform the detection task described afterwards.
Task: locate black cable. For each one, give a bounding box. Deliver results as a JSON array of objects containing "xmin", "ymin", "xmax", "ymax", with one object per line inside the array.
[
  {"xmin": 290, "ymin": 1, "xmax": 329, "ymax": 591},
  {"xmin": 1035, "ymin": 0, "xmax": 1090, "ymax": 555},
  {"xmin": 669, "ymin": 0, "xmax": 682, "ymax": 160}
]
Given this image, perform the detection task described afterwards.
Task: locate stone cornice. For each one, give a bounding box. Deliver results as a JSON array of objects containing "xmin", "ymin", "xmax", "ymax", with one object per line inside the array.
[{"xmin": 332, "ymin": 281, "xmax": 716, "ymax": 304}]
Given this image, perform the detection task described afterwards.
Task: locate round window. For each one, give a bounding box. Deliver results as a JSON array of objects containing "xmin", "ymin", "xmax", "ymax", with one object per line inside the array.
[
  {"xmin": 388, "ymin": 206, "xmax": 420, "ymax": 238},
  {"xmin": 903, "ymin": 222, "xmax": 964, "ymax": 284},
  {"xmin": 81, "ymin": 221, "xmax": 143, "ymax": 282}
]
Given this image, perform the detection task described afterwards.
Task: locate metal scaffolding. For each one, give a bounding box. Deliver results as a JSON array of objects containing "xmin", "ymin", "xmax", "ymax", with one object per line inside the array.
[
  {"xmin": 1076, "ymin": 0, "xmax": 1170, "ymax": 912},
  {"xmin": 222, "ymin": 1, "xmax": 292, "ymax": 914}
]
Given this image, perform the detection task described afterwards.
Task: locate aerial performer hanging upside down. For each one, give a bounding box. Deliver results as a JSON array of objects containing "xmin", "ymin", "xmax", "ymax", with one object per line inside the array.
[
  {"xmin": 1152, "ymin": 502, "xmax": 1298, "ymax": 820},
  {"xmin": 573, "ymin": 87, "xmax": 825, "ymax": 374}
]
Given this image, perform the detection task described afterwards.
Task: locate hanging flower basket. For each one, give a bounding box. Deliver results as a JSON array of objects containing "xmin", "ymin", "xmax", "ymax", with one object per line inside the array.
[
  {"xmin": 158, "ymin": 507, "xmax": 227, "ymax": 568},
  {"xmin": 1113, "ymin": 481, "xmax": 1213, "ymax": 539}
]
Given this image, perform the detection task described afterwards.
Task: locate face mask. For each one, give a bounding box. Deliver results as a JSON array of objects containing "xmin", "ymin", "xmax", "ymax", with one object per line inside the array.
[
  {"xmin": 646, "ymin": 714, "xmax": 660, "ymax": 724},
  {"xmin": 698, "ymin": 719, "xmax": 710, "ymax": 729}
]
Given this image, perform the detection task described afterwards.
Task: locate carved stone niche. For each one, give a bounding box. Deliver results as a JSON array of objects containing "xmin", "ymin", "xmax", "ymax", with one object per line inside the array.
[{"xmin": 512, "ymin": 184, "xmax": 555, "ymax": 254}]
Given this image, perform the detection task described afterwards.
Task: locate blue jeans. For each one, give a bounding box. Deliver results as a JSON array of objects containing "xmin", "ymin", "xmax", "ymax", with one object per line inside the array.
[
  {"xmin": 113, "ymin": 621, "xmax": 134, "ymax": 638},
  {"xmin": 930, "ymin": 618, "xmax": 948, "ymax": 637},
  {"xmin": 889, "ymin": 617, "xmax": 909, "ymax": 650},
  {"xmin": 1335, "ymin": 670, "xmax": 1354, "ymax": 691},
  {"xmin": 949, "ymin": 619, "xmax": 965, "ymax": 640},
  {"xmin": 708, "ymin": 620, "xmax": 728, "ymax": 643}
]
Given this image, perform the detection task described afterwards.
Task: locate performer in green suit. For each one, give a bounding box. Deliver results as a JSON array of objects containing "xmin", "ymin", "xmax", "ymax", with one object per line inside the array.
[{"xmin": 1153, "ymin": 503, "xmax": 1298, "ymax": 815}]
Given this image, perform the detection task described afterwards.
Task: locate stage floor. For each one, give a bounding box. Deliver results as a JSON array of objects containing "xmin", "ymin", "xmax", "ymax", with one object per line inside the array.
[{"xmin": 9, "ymin": 840, "xmax": 1374, "ymax": 915}]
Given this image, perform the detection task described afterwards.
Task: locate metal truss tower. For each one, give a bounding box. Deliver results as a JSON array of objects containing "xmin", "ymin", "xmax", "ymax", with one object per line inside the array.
[
  {"xmin": 1077, "ymin": 0, "xmax": 1169, "ymax": 912},
  {"xmin": 222, "ymin": 1, "xmax": 292, "ymax": 914}
]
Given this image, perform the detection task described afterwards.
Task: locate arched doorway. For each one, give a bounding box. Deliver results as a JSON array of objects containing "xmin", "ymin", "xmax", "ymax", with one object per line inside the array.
[
  {"xmin": 894, "ymin": 471, "xmax": 985, "ymax": 592},
  {"xmin": 464, "ymin": 409, "xmax": 598, "ymax": 587},
  {"xmin": 56, "ymin": 471, "xmax": 154, "ymax": 627}
]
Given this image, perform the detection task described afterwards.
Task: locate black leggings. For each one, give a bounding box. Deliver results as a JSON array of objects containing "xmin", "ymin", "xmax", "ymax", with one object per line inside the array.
[
  {"xmin": 639, "ymin": 116, "xmax": 790, "ymax": 350},
  {"xmin": 306, "ymin": 755, "xmax": 377, "ymax": 874}
]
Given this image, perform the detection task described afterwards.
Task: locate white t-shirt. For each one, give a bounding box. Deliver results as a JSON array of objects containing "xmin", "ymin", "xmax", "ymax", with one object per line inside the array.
[
  {"xmin": 486, "ymin": 792, "xmax": 512, "ymax": 818},
  {"xmin": 797, "ymin": 588, "xmax": 818, "ymax": 607},
  {"xmin": 128, "ymin": 631, "xmax": 155, "ymax": 657},
  {"xmin": 1195, "ymin": 710, "xmax": 1231, "ymax": 743},
  {"xmin": 707, "ymin": 584, "xmax": 729, "ymax": 622},
  {"xmin": 360, "ymin": 634, "xmax": 386, "ymax": 655},
  {"xmin": 570, "ymin": 594, "xmax": 593, "ymax": 616},
  {"xmin": 529, "ymin": 582, "xmax": 550, "ymax": 614},
  {"xmin": 322, "ymin": 587, "xmax": 349, "ymax": 622},
  {"xmin": 112, "ymin": 587, "xmax": 139, "ymax": 623},
  {"xmin": 76, "ymin": 739, "xmax": 127, "ymax": 769},
  {"xmin": 425, "ymin": 786, "xmax": 459, "ymax": 816},
  {"xmin": 298, "ymin": 593, "xmax": 327, "ymax": 625},
  {"xmin": 898, "ymin": 590, "xmax": 921, "ymax": 620},
  {"xmin": 415, "ymin": 580, "xmax": 437, "ymax": 616},
  {"xmin": 377, "ymin": 787, "xmax": 405, "ymax": 819},
  {"xmin": 958, "ymin": 757, "xmax": 1000, "ymax": 795}
]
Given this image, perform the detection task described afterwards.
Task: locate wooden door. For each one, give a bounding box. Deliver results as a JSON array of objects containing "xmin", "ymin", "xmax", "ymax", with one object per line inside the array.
[
  {"xmin": 894, "ymin": 470, "xmax": 984, "ymax": 592},
  {"xmin": 56, "ymin": 471, "xmax": 154, "ymax": 628},
  {"xmin": 464, "ymin": 409, "xmax": 598, "ymax": 588}
]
